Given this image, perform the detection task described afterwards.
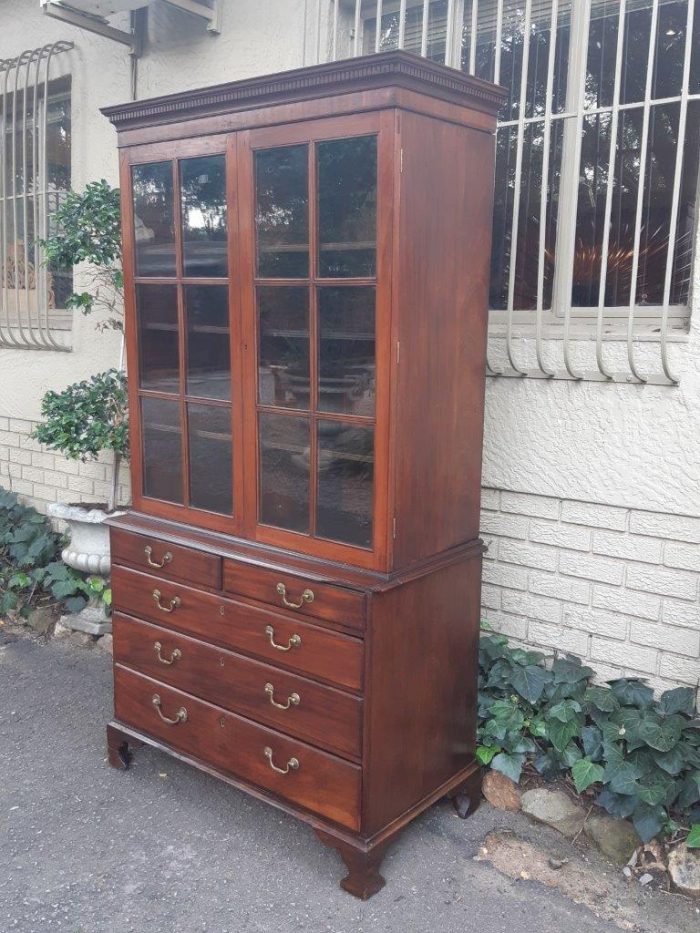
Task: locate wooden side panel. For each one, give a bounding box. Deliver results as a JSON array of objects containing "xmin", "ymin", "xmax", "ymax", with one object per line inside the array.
[
  {"xmin": 362, "ymin": 553, "xmax": 482, "ymax": 834},
  {"xmin": 390, "ymin": 111, "xmax": 495, "ymax": 568}
]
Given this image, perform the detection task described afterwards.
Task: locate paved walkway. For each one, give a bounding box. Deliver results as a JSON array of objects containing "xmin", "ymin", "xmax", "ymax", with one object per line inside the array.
[{"xmin": 0, "ymin": 628, "xmax": 696, "ymax": 933}]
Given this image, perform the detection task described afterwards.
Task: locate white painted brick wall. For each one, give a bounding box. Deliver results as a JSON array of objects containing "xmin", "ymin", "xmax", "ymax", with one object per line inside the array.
[
  {"xmin": 0, "ymin": 420, "xmax": 130, "ymax": 513},
  {"xmin": 481, "ymin": 486, "xmax": 700, "ymax": 696}
]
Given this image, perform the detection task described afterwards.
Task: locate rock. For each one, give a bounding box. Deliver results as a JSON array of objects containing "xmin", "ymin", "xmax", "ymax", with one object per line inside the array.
[
  {"xmin": 98, "ymin": 633, "xmax": 113, "ymax": 655},
  {"xmin": 59, "ymin": 606, "xmax": 112, "ymax": 636},
  {"xmin": 521, "ymin": 788, "xmax": 586, "ymax": 839},
  {"xmin": 668, "ymin": 844, "xmax": 700, "ymax": 898},
  {"xmin": 584, "ymin": 815, "xmax": 640, "ymax": 865},
  {"xmin": 482, "ymin": 770, "xmax": 521, "ymax": 811},
  {"xmin": 52, "ymin": 620, "xmax": 72, "ymax": 639},
  {"xmin": 26, "ymin": 606, "xmax": 55, "ymax": 636},
  {"xmin": 66, "ymin": 631, "xmax": 96, "ymax": 649},
  {"xmin": 548, "ymin": 857, "xmax": 568, "ymax": 870}
]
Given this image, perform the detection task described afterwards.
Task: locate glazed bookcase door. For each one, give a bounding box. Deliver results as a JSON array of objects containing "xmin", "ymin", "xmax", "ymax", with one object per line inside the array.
[
  {"xmin": 123, "ymin": 139, "xmax": 242, "ymax": 534},
  {"xmin": 238, "ymin": 113, "xmax": 393, "ymax": 570}
]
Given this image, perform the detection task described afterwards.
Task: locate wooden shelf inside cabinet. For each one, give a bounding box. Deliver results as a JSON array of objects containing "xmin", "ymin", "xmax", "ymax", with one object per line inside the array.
[{"xmin": 103, "ymin": 50, "xmax": 505, "ymax": 900}]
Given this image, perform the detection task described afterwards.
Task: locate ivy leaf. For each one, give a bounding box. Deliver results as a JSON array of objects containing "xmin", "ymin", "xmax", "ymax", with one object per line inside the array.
[
  {"xmin": 572, "ymin": 758, "xmax": 605, "ymax": 794},
  {"xmin": 603, "ymin": 755, "xmax": 642, "ymax": 796},
  {"xmin": 658, "ymin": 687, "xmax": 696, "ymax": 718},
  {"xmin": 687, "ymin": 825, "xmax": 700, "ymax": 849},
  {"xmin": 597, "ymin": 788, "xmax": 637, "ymax": 819},
  {"xmin": 638, "ymin": 714, "xmax": 684, "ymax": 752},
  {"xmin": 582, "ymin": 725, "xmax": 604, "ymax": 760},
  {"xmin": 677, "ymin": 772, "xmax": 700, "ymax": 810},
  {"xmin": 548, "ymin": 718, "xmax": 581, "ymax": 753},
  {"xmin": 609, "ymin": 678, "xmax": 654, "ymax": 709},
  {"xmin": 64, "ymin": 596, "xmax": 88, "ymax": 613},
  {"xmin": 491, "ymin": 752, "xmax": 525, "ymax": 783},
  {"xmin": 585, "ymin": 686, "xmax": 619, "ymax": 713},
  {"xmin": 476, "ymin": 745, "xmax": 499, "ymax": 766},
  {"xmin": 510, "ymin": 664, "xmax": 552, "ymax": 703},
  {"xmin": 632, "ymin": 804, "xmax": 665, "ymax": 843},
  {"xmin": 552, "ymin": 656, "xmax": 594, "ymax": 685},
  {"xmin": 653, "ymin": 745, "xmax": 686, "ymax": 776},
  {"xmin": 636, "ymin": 771, "xmax": 675, "ymax": 807},
  {"xmin": 547, "ymin": 699, "xmax": 582, "ymax": 723}
]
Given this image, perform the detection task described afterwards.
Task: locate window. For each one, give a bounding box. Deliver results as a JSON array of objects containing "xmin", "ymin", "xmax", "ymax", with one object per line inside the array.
[
  {"xmin": 357, "ymin": 1, "xmax": 700, "ymax": 333},
  {"xmin": 0, "ymin": 43, "xmax": 72, "ymax": 350}
]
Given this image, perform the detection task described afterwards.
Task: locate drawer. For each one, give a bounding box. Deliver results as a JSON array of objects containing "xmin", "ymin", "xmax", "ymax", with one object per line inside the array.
[
  {"xmin": 112, "ymin": 566, "xmax": 364, "ymax": 692},
  {"xmin": 114, "ymin": 665, "xmax": 361, "ymax": 831},
  {"xmin": 223, "ymin": 559, "xmax": 365, "ymax": 632},
  {"xmin": 111, "ymin": 528, "xmax": 221, "ymax": 590},
  {"xmin": 113, "ymin": 614, "xmax": 362, "ymax": 760}
]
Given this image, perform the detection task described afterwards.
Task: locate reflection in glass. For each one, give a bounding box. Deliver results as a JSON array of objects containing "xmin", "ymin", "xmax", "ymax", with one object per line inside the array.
[
  {"xmin": 259, "ymin": 413, "xmax": 310, "ymax": 533},
  {"xmin": 318, "ymin": 287, "xmax": 375, "ymax": 416},
  {"xmin": 255, "ymin": 145, "xmax": 309, "ymax": 278},
  {"xmin": 136, "ymin": 284, "xmax": 179, "ymax": 392},
  {"xmin": 318, "ymin": 136, "xmax": 377, "ymax": 277},
  {"xmin": 185, "ymin": 285, "xmax": 230, "ymax": 400},
  {"xmin": 188, "ymin": 404, "xmax": 232, "ymax": 514},
  {"xmin": 317, "ymin": 421, "xmax": 373, "ymax": 548},
  {"xmin": 142, "ymin": 397, "xmax": 183, "ymax": 504},
  {"xmin": 132, "ymin": 162, "xmax": 176, "ymax": 277},
  {"xmin": 258, "ymin": 287, "xmax": 309, "ymax": 409},
  {"xmin": 181, "ymin": 155, "xmax": 228, "ymax": 277}
]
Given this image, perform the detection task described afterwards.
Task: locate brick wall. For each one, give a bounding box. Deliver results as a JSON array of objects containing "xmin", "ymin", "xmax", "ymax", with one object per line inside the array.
[
  {"xmin": 481, "ymin": 488, "xmax": 700, "ymax": 696},
  {"xmin": 1, "ymin": 418, "xmax": 698, "ymax": 695},
  {"xmin": 0, "ymin": 418, "xmax": 131, "ymax": 512}
]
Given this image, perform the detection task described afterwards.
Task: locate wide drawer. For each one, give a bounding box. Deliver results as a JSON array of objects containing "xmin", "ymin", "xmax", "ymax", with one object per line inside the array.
[
  {"xmin": 114, "ymin": 665, "xmax": 361, "ymax": 831},
  {"xmin": 223, "ymin": 559, "xmax": 366, "ymax": 632},
  {"xmin": 111, "ymin": 566, "xmax": 364, "ymax": 692},
  {"xmin": 113, "ymin": 614, "xmax": 362, "ymax": 760},
  {"xmin": 111, "ymin": 528, "xmax": 222, "ymax": 590}
]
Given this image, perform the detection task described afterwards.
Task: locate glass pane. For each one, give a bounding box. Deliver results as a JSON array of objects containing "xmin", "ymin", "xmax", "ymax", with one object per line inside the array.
[
  {"xmin": 318, "ymin": 287, "xmax": 375, "ymax": 416},
  {"xmin": 188, "ymin": 404, "xmax": 232, "ymax": 514},
  {"xmin": 255, "ymin": 145, "xmax": 309, "ymax": 278},
  {"xmin": 181, "ymin": 155, "xmax": 228, "ymax": 277},
  {"xmin": 259, "ymin": 413, "xmax": 310, "ymax": 533},
  {"xmin": 185, "ymin": 285, "xmax": 230, "ymax": 400},
  {"xmin": 586, "ymin": 1, "xmax": 621, "ymax": 110},
  {"xmin": 363, "ymin": 1, "xmax": 449, "ymax": 62},
  {"xmin": 671, "ymin": 100, "xmax": 700, "ymax": 305},
  {"xmin": 620, "ymin": 3, "xmax": 653, "ymax": 105},
  {"xmin": 651, "ymin": 0, "xmax": 688, "ymax": 99},
  {"xmin": 142, "ymin": 397, "xmax": 183, "ymax": 504},
  {"xmin": 318, "ymin": 136, "xmax": 377, "ymax": 278},
  {"xmin": 132, "ymin": 162, "xmax": 176, "ymax": 277},
  {"xmin": 258, "ymin": 286, "xmax": 309, "ymax": 410},
  {"xmin": 317, "ymin": 421, "xmax": 373, "ymax": 549},
  {"xmin": 136, "ymin": 284, "xmax": 179, "ymax": 392}
]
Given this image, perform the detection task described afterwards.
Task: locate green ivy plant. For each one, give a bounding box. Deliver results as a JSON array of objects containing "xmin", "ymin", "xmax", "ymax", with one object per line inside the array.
[
  {"xmin": 478, "ymin": 628, "xmax": 700, "ymax": 846},
  {"xmin": 39, "ymin": 179, "xmax": 123, "ymax": 332},
  {"xmin": 0, "ymin": 487, "xmax": 111, "ymax": 618},
  {"xmin": 32, "ymin": 369, "xmax": 129, "ymax": 512}
]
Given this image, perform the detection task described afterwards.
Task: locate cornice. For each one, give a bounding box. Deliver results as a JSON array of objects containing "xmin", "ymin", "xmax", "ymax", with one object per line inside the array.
[{"xmin": 102, "ymin": 51, "xmax": 507, "ymax": 131}]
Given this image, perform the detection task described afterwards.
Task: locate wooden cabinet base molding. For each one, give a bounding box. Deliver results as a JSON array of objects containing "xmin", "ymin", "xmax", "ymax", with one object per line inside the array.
[{"xmin": 103, "ymin": 51, "xmax": 503, "ymax": 897}]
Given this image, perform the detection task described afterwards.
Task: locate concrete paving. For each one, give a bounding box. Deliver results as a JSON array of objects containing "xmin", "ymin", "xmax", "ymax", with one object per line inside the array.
[{"xmin": 0, "ymin": 627, "xmax": 695, "ymax": 933}]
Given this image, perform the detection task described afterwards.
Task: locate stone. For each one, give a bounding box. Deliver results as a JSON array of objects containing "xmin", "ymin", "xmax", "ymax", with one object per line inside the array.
[
  {"xmin": 98, "ymin": 633, "xmax": 113, "ymax": 655},
  {"xmin": 66, "ymin": 631, "xmax": 96, "ymax": 649},
  {"xmin": 668, "ymin": 844, "xmax": 700, "ymax": 898},
  {"xmin": 584, "ymin": 815, "xmax": 640, "ymax": 865},
  {"xmin": 520, "ymin": 788, "xmax": 586, "ymax": 839},
  {"xmin": 482, "ymin": 770, "xmax": 521, "ymax": 811},
  {"xmin": 59, "ymin": 606, "xmax": 112, "ymax": 636},
  {"xmin": 52, "ymin": 620, "xmax": 72, "ymax": 639},
  {"xmin": 26, "ymin": 606, "xmax": 55, "ymax": 636}
]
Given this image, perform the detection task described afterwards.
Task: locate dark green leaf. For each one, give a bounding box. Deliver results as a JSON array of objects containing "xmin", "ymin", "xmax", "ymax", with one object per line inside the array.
[
  {"xmin": 632, "ymin": 804, "xmax": 665, "ymax": 843},
  {"xmin": 687, "ymin": 825, "xmax": 700, "ymax": 848},
  {"xmin": 585, "ymin": 686, "xmax": 619, "ymax": 713},
  {"xmin": 491, "ymin": 752, "xmax": 525, "ymax": 783},
  {"xmin": 609, "ymin": 678, "xmax": 654, "ymax": 709},
  {"xmin": 510, "ymin": 664, "xmax": 552, "ymax": 703},
  {"xmin": 658, "ymin": 687, "xmax": 696, "ymax": 718},
  {"xmin": 638, "ymin": 714, "xmax": 684, "ymax": 752},
  {"xmin": 572, "ymin": 758, "xmax": 605, "ymax": 794},
  {"xmin": 548, "ymin": 718, "xmax": 581, "ymax": 753}
]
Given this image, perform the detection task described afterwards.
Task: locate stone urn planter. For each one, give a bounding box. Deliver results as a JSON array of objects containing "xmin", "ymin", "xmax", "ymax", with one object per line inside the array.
[{"xmin": 48, "ymin": 502, "xmax": 124, "ymax": 636}]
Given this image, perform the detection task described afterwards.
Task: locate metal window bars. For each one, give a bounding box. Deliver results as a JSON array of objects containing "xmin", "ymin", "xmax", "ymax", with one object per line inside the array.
[
  {"xmin": 0, "ymin": 41, "xmax": 73, "ymax": 351},
  {"xmin": 325, "ymin": 0, "xmax": 700, "ymax": 385}
]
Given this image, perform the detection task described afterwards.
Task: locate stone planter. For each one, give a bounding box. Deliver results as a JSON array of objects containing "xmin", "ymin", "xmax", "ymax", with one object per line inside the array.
[{"xmin": 48, "ymin": 502, "xmax": 124, "ymax": 636}]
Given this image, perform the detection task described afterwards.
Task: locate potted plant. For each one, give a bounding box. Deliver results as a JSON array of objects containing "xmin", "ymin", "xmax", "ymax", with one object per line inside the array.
[{"xmin": 33, "ymin": 369, "xmax": 128, "ymax": 610}]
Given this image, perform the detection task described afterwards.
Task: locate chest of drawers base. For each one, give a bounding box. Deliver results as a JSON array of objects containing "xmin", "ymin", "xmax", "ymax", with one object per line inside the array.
[{"xmin": 107, "ymin": 516, "xmax": 484, "ymax": 898}]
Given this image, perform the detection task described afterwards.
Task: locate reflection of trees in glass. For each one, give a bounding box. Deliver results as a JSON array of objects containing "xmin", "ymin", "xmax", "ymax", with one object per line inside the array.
[
  {"xmin": 255, "ymin": 145, "xmax": 309, "ymax": 278},
  {"xmin": 181, "ymin": 156, "xmax": 226, "ymax": 240}
]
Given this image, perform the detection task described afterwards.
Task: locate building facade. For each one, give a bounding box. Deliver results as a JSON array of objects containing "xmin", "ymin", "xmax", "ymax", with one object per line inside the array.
[{"xmin": 0, "ymin": 0, "xmax": 699, "ymax": 695}]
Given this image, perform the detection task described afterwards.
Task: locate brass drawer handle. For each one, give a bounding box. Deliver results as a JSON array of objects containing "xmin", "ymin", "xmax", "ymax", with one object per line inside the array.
[
  {"xmin": 276, "ymin": 582, "xmax": 314, "ymax": 610},
  {"xmin": 264, "ymin": 746, "xmax": 299, "ymax": 774},
  {"xmin": 265, "ymin": 682, "xmax": 300, "ymax": 710},
  {"xmin": 153, "ymin": 589, "xmax": 181, "ymax": 613},
  {"xmin": 265, "ymin": 624, "xmax": 301, "ymax": 652},
  {"xmin": 152, "ymin": 694, "xmax": 187, "ymax": 725},
  {"xmin": 144, "ymin": 545, "xmax": 172, "ymax": 569},
  {"xmin": 154, "ymin": 641, "xmax": 182, "ymax": 666}
]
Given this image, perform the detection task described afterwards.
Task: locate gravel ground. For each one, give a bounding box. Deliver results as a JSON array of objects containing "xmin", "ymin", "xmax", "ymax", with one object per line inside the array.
[{"xmin": 1, "ymin": 626, "xmax": 697, "ymax": 933}]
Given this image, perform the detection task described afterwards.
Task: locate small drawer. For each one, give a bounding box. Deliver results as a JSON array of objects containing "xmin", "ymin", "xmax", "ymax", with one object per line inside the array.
[
  {"xmin": 113, "ymin": 614, "xmax": 363, "ymax": 760},
  {"xmin": 111, "ymin": 528, "xmax": 221, "ymax": 590},
  {"xmin": 223, "ymin": 559, "xmax": 365, "ymax": 632},
  {"xmin": 114, "ymin": 665, "xmax": 361, "ymax": 831},
  {"xmin": 111, "ymin": 566, "xmax": 364, "ymax": 692}
]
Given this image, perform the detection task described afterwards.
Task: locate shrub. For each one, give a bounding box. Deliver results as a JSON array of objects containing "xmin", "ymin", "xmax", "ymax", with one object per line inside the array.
[
  {"xmin": 478, "ymin": 628, "xmax": 700, "ymax": 844},
  {"xmin": 0, "ymin": 487, "xmax": 110, "ymax": 617}
]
